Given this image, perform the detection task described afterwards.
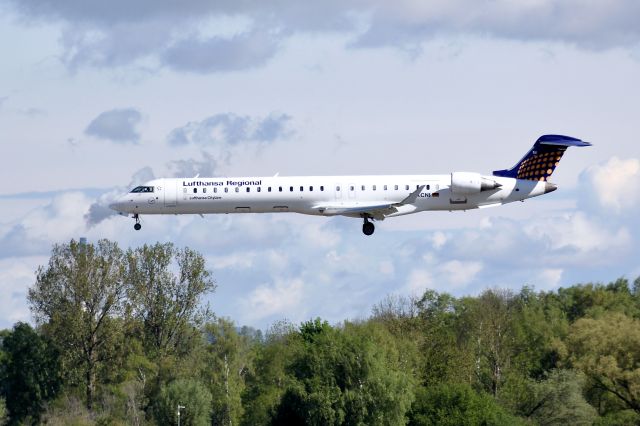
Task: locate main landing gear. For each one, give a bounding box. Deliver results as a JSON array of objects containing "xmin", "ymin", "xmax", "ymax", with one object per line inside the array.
[
  {"xmin": 362, "ymin": 217, "xmax": 375, "ymax": 236},
  {"xmin": 133, "ymin": 214, "xmax": 142, "ymax": 231}
]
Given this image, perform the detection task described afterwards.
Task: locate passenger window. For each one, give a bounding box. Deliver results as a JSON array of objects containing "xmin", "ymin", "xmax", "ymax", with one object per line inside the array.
[
  {"xmin": 268, "ymin": 187, "xmax": 272, "ymax": 192},
  {"xmin": 290, "ymin": 186, "xmax": 294, "ymax": 192},
  {"xmin": 373, "ymin": 185, "xmax": 377, "ymax": 191},
  {"xmin": 246, "ymin": 187, "xmax": 250, "ymax": 192},
  {"xmin": 394, "ymin": 185, "xmax": 398, "ymax": 190},
  {"xmin": 416, "ymin": 185, "xmax": 420, "ymax": 190},
  {"xmin": 224, "ymin": 188, "xmax": 228, "ymax": 193},
  {"xmin": 257, "ymin": 187, "xmax": 261, "ymax": 192},
  {"xmin": 300, "ymin": 186, "xmax": 304, "ymax": 191},
  {"xmin": 214, "ymin": 187, "xmax": 217, "ymax": 193},
  {"xmin": 361, "ymin": 185, "xmax": 365, "ymax": 191},
  {"xmin": 309, "ymin": 186, "xmax": 313, "ymax": 191},
  {"xmin": 350, "ymin": 185, "xmax": 354, "ymax": 191},
  {"xmin": 193, "ymin": 188, "xmax": 197, "ymax": 193},
  {"xmin": 405, "ymin": 185, "xmax": 409, "ymax": 190},
  {"xmin": 235, "ymin": 187, "xmax": 239, "ymax": 193},
  {"xmin": 426, "ymin": 185, "xmax": 430, "ymax": 190},
  {"xmin": 320, "ymin": 186, "xmax": 324, "ymax": 191},
  {"xmin": 183, "ymin": 188, "xmax": 187, "ymax": 193},
  {"xmin": 384, "ymin": 185, "xmax": 387, "ymax": 190},
  {"xmin": 279, "ymin": 186, "xmax": 283, "ymax": 192},
  {"xmin": 203, "ymin": 188, "xmax": 207, "ymax": 193},
  {"xmin": 336, "ymin": 186, "xmax": 340, "ymax": 191}
]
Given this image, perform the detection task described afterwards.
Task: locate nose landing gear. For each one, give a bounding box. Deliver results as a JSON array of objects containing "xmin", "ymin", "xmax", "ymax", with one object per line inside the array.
[
  {"xmin": 362, "ymin": 217, "xmax": 375, "ymax": 236},
  {"xmin": 133, "ymin": 214, "xmax": 142, "ymax": 231}
]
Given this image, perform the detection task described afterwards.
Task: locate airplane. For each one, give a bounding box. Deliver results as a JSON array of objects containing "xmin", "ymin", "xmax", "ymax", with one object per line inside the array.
[{"xmin": 109, "ymin": 134, "xmax": 591, "ymax": 235}]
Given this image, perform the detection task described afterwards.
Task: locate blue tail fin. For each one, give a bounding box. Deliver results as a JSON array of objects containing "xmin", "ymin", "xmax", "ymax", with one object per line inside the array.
[{"xmin": 493, "ymin": 134, "xmax": 591, "ymax": 181}]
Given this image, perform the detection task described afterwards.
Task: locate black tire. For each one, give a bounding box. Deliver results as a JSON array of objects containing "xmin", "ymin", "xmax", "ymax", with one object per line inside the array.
[
  {"xmin": 362, "ymin": 222, "xmax": 375, "ymax": 236},
  {"xmin": 134, "ymin": 223, "xmax": 142, "ymax": 231}
]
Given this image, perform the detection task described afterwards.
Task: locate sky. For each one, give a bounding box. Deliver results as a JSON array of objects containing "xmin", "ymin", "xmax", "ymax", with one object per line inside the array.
[{"xmin": 1, "ymin": 0, "xmax": 639, "ymax": 330}]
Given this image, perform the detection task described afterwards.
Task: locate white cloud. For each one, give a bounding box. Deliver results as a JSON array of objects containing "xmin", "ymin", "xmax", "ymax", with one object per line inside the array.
[
  {"xmin": 523, "ymin": 211, "xmax": 631, "ymax": 254},
  {"xmin": 6, "ymin": 0, "xmax": 640, "ymax": 74},
  {"xmin": 535, "ymin": 268, "xmax": 563, "ymax": 291},
  {"xmin": 583, "ymin": 156, "xmax": 640, "ymax": 213},
  {"xmin": 209, "ymin": 252, "xmax": 255, "ymax": 270},
  {"xmin": 167, "ymin": 113, "xmax": 293, "ymax": 146},
  {"xmin": 431, "ymin": 231, "xmax": 448, "ymax": 249},
  {"xmin": 241, "ymin": 278, "xmax": 305, "ymax": 321},
  {"xmin": 405, "ymin": 268, "xmax": 433, "ymax": 294},
  {"xmin": 0, "ymin": 256, "xmax": 48, "ymax": 328},
  {"xmin": 439, "ymin": 260, "xmax": 483, "ymax": 288}
]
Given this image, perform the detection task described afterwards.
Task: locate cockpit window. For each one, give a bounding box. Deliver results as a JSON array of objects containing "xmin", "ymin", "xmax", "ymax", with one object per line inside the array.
[{"xmin": 130, "ymin": 186, "xmax": 154, "ymax": 193}]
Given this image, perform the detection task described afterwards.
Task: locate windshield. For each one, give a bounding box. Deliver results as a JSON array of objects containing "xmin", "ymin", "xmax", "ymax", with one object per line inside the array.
[{"xmin": 130, "ymin": 186, "xmax": 154, "ymax": 193}]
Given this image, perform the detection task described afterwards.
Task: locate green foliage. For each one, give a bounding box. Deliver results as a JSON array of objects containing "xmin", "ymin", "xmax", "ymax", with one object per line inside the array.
[
  {"xmin": 505, "ymin": 369, "xmax": 596, "ymax": 425},
  {"xmin": 565, "ymin": 312, "xmax": 640, "ymax": 414},
  {"xmin": 126, "ymin": 243, "xmax": 216, "ymax": 360},
  {"xmin": 299, "ymin": 318, "xmax": 332, "ymax": 343},
  {"xmin": 0, "ymin": 322, "xmax": 62, "ymax": 424},
  {"xmin": 408, "ymin": 383, "xmax": 523, "ymax": 426},
  {"xmin": 415, "ymin": 290, "xmax": 471, "ymax": 386},
  {"xmin": 0, "ymin": 398, "xmax": 7, "ymax": 426},
  {"xmin": 203, "ymin": 317, "xmax": 255, "ymax": 426},
  {"xmin": 594, "ymin": 409, "xmax": 640, "ymax": 425},
  {"xmin": 155, "ymin": 379, "xmax": 212, "ymax": 426},
  {"xmin": 551, "ymin": 279, "xmax": 640, "ymax": 322},
  {"xmin": 28, "ymin": 239, "xmax": 128, "ymax": 409},
  {"xmin": 255, "ymin": 320, "xmax": 416, "ymax": 425},
  {"xmin": 40, "ymin": 395, "xmax": 93, "ymax": 426}
]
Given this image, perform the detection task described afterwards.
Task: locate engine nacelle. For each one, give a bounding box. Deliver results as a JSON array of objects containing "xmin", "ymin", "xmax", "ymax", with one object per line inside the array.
[{"xmin": 450, "ymin": 172, "xmax": 501, "ymax": 195}]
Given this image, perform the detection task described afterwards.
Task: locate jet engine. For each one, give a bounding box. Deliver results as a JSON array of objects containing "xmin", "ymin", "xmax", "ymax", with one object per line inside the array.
[{"xmin": 450, "ymin": 172, "xmax": 501, "ymax": 195}]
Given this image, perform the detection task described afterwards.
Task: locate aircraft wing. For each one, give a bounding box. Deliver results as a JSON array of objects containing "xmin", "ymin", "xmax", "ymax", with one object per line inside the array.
[{"xmin": 314, "ymin": 185, "xmax": 424, "ymax": 220}]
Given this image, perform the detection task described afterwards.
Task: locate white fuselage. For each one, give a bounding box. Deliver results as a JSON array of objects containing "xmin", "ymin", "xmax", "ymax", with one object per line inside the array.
[{"xmin": 110, "ymin": 174, "xmax": 550, "ymax": 218}]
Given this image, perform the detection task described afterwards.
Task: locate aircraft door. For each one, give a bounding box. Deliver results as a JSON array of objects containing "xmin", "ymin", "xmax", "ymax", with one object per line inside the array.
[{"xmin": 164, "ymin": 179, "xmax": 178, "ymax": 207}]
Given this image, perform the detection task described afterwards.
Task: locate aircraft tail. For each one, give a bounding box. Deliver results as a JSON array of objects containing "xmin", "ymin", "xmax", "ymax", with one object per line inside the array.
[{"xmin": 493, "ymin": 134, "xmax": 591, "ymax": 182}]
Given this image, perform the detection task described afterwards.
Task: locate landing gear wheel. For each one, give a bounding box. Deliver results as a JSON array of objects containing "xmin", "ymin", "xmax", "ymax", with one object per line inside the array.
[
  {"xmin": 133, "ymin": 214, "xmax": 142, "ymax": 231},
  {"xmin": 362, "ymin": 219, "xmax": 375, "ymax": 236}
]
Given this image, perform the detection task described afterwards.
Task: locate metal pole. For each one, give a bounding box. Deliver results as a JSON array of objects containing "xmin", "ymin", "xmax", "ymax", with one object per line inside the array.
[{"xmin": 177, "ymin": 405, "xmax": 185, "ymax": 426}]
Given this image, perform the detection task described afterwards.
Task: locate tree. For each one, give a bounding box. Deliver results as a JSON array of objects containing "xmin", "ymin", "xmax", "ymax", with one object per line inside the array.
[
  {"xmin": 0, "ymin": 322, "xmax": 62, "ymax": 424},
  {"xmin": 565, "ymin": 312, "xmax": 640, "ymax": 414},
  {"xmin": 415, "ymin": 290, "xmax": 472, "ymax": 386},
  {"xmin": 126, "ymin": 243, "xmax": 216, "ymax": 360},
  {"xmin": 511, "ymin": 369, "xmax": 596, "ymax": 425},
  {"xmin": 203, "ymin": 317, "xmax": 255, "ymax": 426},
  {"xmin": 28, "ymin": 239, "xmax": 128, "ymax": 409},
  {"xmin": 155, "ymin": 379, "xmax": 212, "ymax": 426},
  {"xmin": 241, "ymin": 320, "xmax": 303, "ymax": 426},
  {"xmin": 551, "ymin": 280, "xmax": 639, "ymax": 322},
  {"xmin": 271, "ymin": 321, "xmax": 416, "ymax": 425},
  {"xmin": 407, "ymin": 383, "xmax": 523, "ymax": 426},
  {"xmin": 466, "ymin": 289, "xmax": 520, "ymax": 397}
]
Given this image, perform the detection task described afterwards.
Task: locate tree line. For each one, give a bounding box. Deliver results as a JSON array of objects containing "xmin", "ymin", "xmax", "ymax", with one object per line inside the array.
[{"xmin": 1, "ymin": 239, "xmax": 639, "ymax": 425}]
